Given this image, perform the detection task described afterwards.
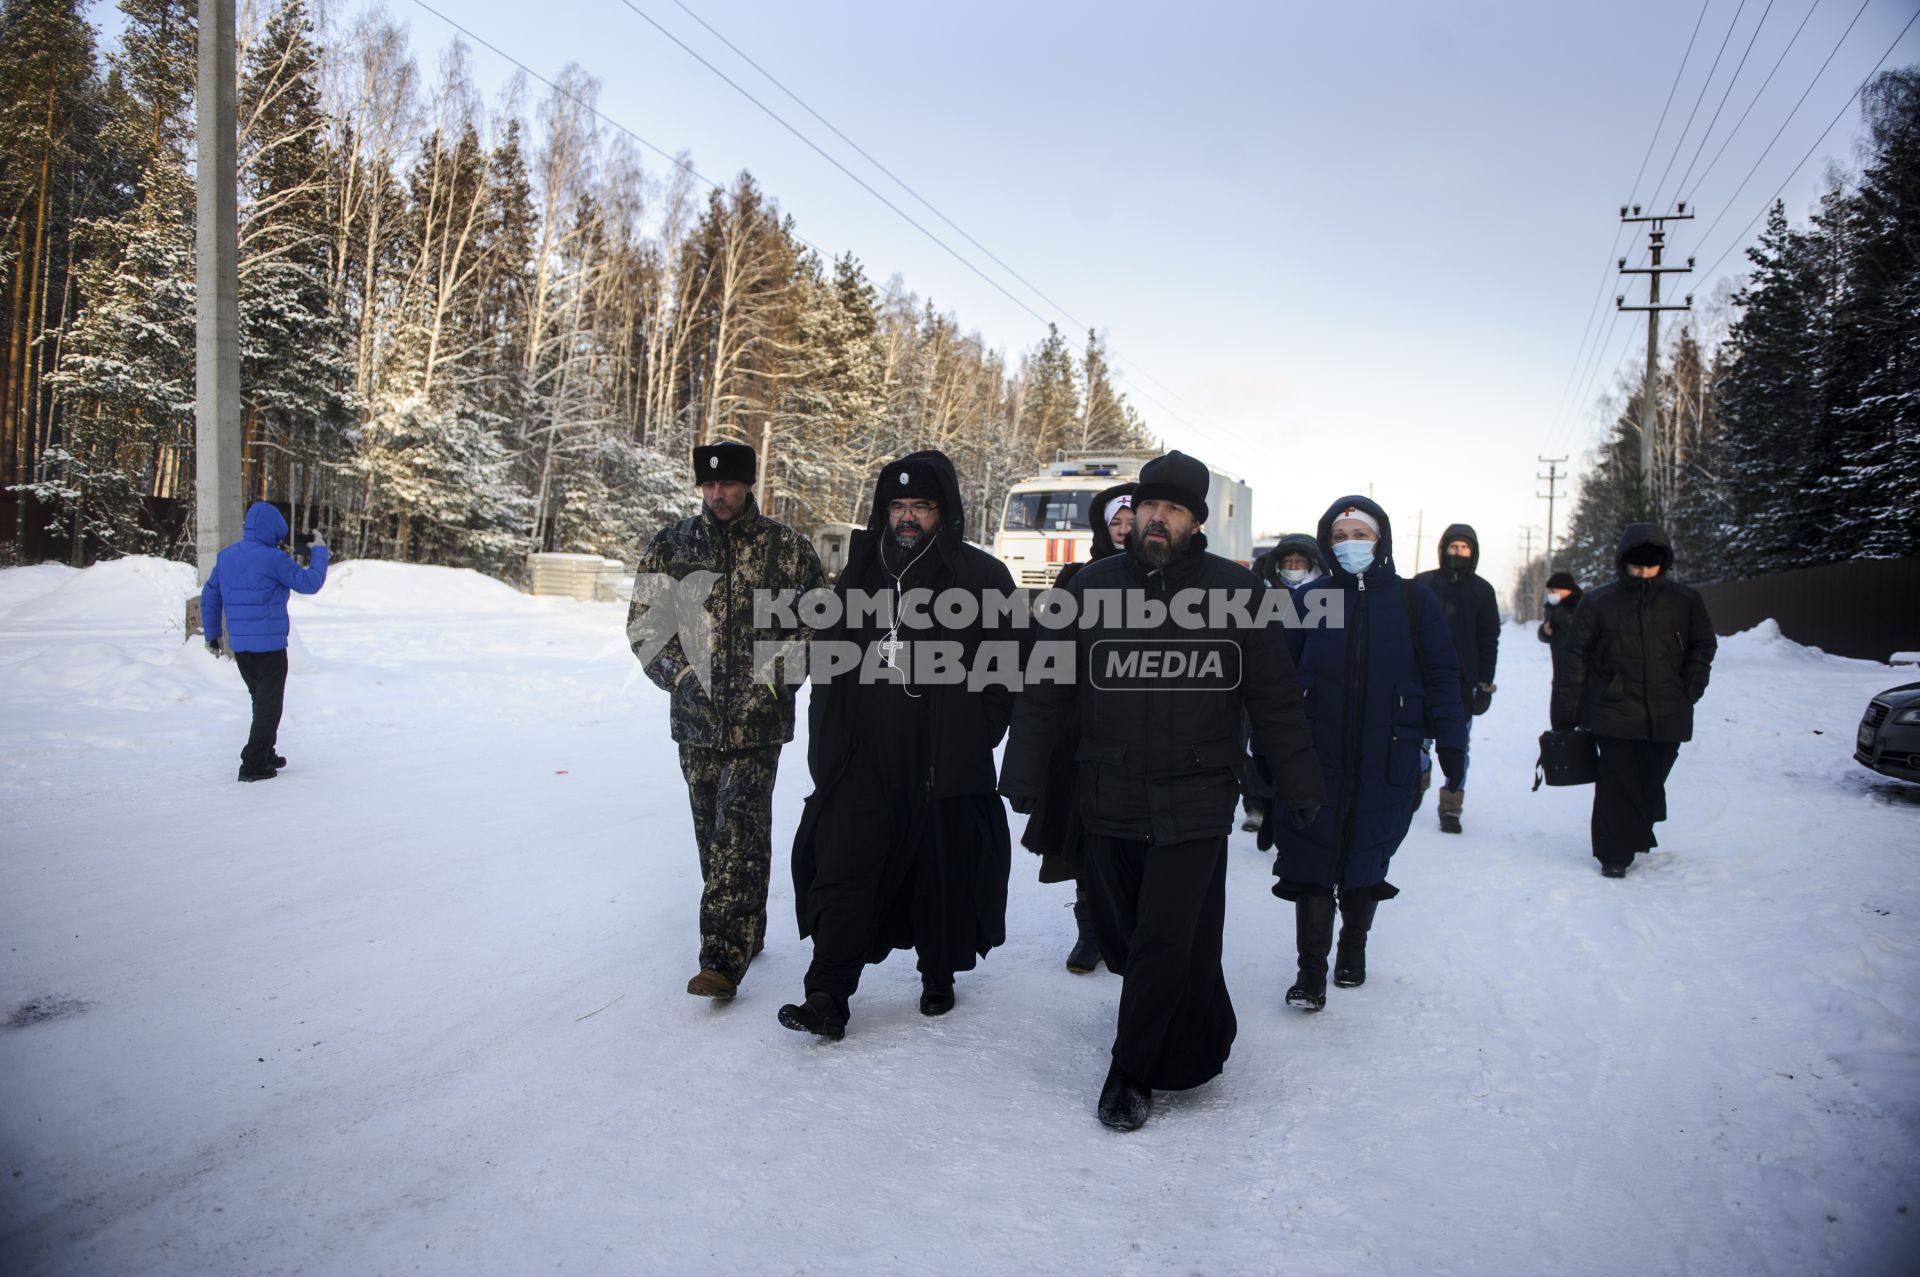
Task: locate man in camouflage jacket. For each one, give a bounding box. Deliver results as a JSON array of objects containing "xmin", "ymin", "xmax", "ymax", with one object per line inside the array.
[{"xmin": 628, "ymin": 440, "xmax": 823, "ymax": 1000}]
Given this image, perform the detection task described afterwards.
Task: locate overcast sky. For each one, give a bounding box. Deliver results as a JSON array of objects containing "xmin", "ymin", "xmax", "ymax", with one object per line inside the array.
[{"xmin": 125, "ymin": 0, "xmax": 1920, "ymax": 593}]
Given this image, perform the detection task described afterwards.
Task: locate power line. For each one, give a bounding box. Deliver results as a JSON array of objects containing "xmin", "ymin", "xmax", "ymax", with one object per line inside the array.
[
  {"xmin": 1685, "ymin": 0, "xmax": 1826, "ymax": 202},
  {"xmin": 402, "ymin": 0, "xmax": 1247, "ymax": 461},
  {"xmin": 1649, "ymin": 0, "xmax": 1755, "ymax": 211},
  {"xmin": 625, "ymin": 0, "xmax": 1255, "ymax": 454},
  {"xmin": 1693, "ymin": 4, "xmax": 1920, "ymax": 283},
  {"xmin": 1686, "ymin": 0, "xmax": 1875, "ymax": 253},
  {"xmin": 1671, "ymin": 0, "xmax": 1780, "ymax": 201},
  {"xmin": 1628, "ymin": 0, "xmax": 1718, "ymax": 205}
]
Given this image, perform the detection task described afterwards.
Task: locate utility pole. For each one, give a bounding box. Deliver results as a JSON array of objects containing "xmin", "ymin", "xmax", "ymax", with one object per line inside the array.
[
  {"xmin": 1537, "ymin": 456, "xmax": 1567, "ymax": 571},
  {"xmin": 1412, "ymin": 510, "xmax": 1423, "ymax": 578},
  {"xmin": 195, "ymin": 0, "xmax": 241, "ymax": 589},
  {"xmin": 1517, "ymin": 525, "xmax": 1541, "ymax": 621},
  {"xmin": 1616, "ymin": 204, "xmax": 1694, "ymax": 502}
]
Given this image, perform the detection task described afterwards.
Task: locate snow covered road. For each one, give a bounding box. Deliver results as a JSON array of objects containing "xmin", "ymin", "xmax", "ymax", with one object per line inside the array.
[{"xmin": 2, "ymin": 559, "xmax": 1915, "ymax": 1275}]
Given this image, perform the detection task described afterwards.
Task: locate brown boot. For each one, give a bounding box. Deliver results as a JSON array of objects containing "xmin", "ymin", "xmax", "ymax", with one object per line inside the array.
[
  {"xmin": 686, "ymin": 969, "xmax": 738, "ymax": 1000},
  {"xmin": 1438, "ymin": 786, "xmax": 1464, "ymax": 834}
]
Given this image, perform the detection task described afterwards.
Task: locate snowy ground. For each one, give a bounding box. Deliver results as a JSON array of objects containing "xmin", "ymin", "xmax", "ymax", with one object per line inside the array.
[{"xmin": 1, "ymin": 557, "xmax": 1916, "ymax": 1276}]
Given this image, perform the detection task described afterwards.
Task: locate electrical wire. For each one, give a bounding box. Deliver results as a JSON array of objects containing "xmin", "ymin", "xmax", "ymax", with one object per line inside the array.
[
  {"xmin": 1692, "ymin": 4, "xmax": 1920, "ymax": 283},
  {"xmin": 1686, "ymin": 0, "xmax": 1875, "ymax": 253},
  {"xmin": 608, "ymin": 0, "xmax": 1255, "ymax": 459},
  {"xmin": 1671, "ymin": 0, "xmax": 1780, "ymax": 201},
  {"xmin": 1649, "ymin": 0, "xmax": 1755, "ymax": 211},
  {"xmin": 1684, "ymin": 0, "xmax": 1828, "ymax": 201}
]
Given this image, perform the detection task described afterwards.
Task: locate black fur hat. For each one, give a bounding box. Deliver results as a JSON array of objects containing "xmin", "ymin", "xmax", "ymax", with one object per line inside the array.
[{"xmin": 692, "ymin": 441, "xmax": 756, "ymax": 485}]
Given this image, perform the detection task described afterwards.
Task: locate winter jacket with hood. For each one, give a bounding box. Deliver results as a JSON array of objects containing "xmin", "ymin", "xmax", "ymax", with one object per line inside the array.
[
  {"xmin": 1269, "ymin": 495, "xmax": 1468, "ymax": 894},
  {"xmin": 1253, "ymin": 533, "xmax": 1328, "ymax": 595},
  {"xmin": 200, "ymin": 502, "xmax": 328, "ymax": 652},
  {"xmin": 628, "ymin": 490, "xmax": 823, "ymax": 751},
  {"xmin": 1000, "ymin": 523, "xmax": 1325, "ymax": 849},
  {"xmin": 1551, "ymin": 523, "xmax": 1716, "ymax": 742},
  {"xmin": 1536, "ymin": 583, "xmax": 1585, "ymax": 682},
  {"xmin": 1021, "ymin": 481, "xmax": 1135, "ymax": 878},
  {"xmin": 1413, "ymin": 522, "xmax": 1500, "ymax": 694}
]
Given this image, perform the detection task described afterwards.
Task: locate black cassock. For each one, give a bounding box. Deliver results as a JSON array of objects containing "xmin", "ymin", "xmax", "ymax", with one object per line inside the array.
[{"xmin": 790, "ymin": 453, "xmax": 1014, "ymax": 1007}]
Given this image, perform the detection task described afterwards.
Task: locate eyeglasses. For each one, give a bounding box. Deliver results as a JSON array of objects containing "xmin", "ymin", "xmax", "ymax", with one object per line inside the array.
[{"xmin": 888, "ymin": 501, "xmax": 938, "ymax": 516}]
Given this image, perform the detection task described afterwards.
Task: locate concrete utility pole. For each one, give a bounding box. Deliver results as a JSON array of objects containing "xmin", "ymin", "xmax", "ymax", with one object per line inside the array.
[
  {"xmin": 1616, "ymin": 205, "xmax": 1694, "ymax": 498},
  {"xmin": 1537, "ymin": 456, "xmax": 1567, "ymax": 571},
  {"xmin": 1517, "ymin": 526, "xmax": 1540, "ymax": 621},
  {"xmin": 195, "ymin": 0, "xmax": 241, "ymax": 588}
]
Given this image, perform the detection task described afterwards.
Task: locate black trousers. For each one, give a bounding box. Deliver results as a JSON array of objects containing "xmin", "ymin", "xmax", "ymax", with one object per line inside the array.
[
  {"xmin": 1591, "ymin": 736, "xmax": 1681, "ymax": 864},
  {"xmin": 1082, "ymin": 833, "xmax": 1235, "ymax": 1092},
  {"xmin": 233, "ymin": 649, "xmax": 289, "ymax": 769},
  {"xmin": 803, "ymin": 752, "xmax": 931, "ymax": 1004}
]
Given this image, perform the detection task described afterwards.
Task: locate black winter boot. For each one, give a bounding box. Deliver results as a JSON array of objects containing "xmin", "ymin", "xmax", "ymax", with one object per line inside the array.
[
  {"xmin": 1097, "ymin": 1060, "xmax": 1152, "ymax": 1131},
  {"xmin": 919, "ymin": 975, "xmax": 955, "ymax": 1017},
  {"xmin": 1066, "ymin": 886, "xmax": 1101, "ymax": 974},
  {"xmin": 778, "ymin": 992, "xmax": 848, "ymax": 1039},
  {"xmin": 1285, "ymin": 892, "xmax": 1336, "ymax": 1011},
  {"xmin": 1333, "ymin": 892, "xmax": 1379, "ymax": 987}
]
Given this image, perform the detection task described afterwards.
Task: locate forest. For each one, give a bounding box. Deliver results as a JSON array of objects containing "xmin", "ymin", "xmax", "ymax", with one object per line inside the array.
[{"xmin": 0, "ymin": 0, "xmax": 1153, "ymax": 574}]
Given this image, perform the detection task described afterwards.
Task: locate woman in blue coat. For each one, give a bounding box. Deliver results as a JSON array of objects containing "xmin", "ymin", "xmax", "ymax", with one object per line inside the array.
[{"xmin": 1267, "ymin": 496, "xmax": 1468, "ymax": 1010}]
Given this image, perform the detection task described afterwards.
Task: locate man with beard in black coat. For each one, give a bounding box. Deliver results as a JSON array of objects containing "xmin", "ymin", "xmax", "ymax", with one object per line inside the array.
[
  {"xmin": 1414, "ymin": 523, "xmax": 1500, "ymax": 833},
  {"xmin": 779, "ymin": 451, "xmax": 1017, "ymax": 1039},
  {"xmin": 1000, "ymin": 451, "xmax": 1324, "ymax": 1131},
  {"xmin": 1551, "ymin": 523, "xmax": 1716, "ymax": 878}
]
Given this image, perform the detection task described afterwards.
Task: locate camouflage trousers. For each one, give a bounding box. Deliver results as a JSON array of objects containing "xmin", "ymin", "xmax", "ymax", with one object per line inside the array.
[{"xmin": 678, "ymin": 743, "xmax": 783, "ymax": 982}]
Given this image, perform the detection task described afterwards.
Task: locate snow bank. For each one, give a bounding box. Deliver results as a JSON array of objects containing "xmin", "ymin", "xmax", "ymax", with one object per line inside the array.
[
  {"xmin": 0, "ymin": 563, "xmax": 78, "ymax": 615},
  {"xmin": 300, "ymin": 559, "xmax": 529, "ymax": 616},
  {"xmin": 0, "ymin": 556, "xmax": 195, "ymax": 632}
]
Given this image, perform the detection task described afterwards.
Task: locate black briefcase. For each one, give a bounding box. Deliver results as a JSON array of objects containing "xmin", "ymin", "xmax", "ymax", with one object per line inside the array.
[{"xmin": 1532, "ymin": 729, "xmax": 1598, "ymax": 790}]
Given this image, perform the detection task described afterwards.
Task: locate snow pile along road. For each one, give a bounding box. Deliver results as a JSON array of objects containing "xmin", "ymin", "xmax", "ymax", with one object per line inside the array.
[{"xmin": 1, "ymin": 558, "xmax": 1915, "ymax": 1275}]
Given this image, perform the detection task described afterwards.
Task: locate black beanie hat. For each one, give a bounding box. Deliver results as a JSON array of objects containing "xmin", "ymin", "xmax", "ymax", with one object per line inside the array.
[
  {"xmin": 1546, "ymin": 570, "xmax": 1577, "ymax": 590},
  {"xmin": 879, "ymin": 458, "xmax": 943, "ymax": 505},
  {"xmin": 1623, "ymin": 542, "xmax": 1667, "ymax": 568},
  {"xmin": 1134, "ymin": 450, "xmax": 1210, "ymax": 524},
  {"xmin": 692, "ymin": 441, "xmax": 756, "ymax": 485}
]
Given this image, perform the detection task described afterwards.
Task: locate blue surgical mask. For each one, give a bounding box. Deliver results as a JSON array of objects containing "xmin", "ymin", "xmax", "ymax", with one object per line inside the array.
[
  {"xmin": 1333, "ymin": 540, "xmax": 1375, "ymax": 574},
  {"xmin": 1279, "ymin": 567, "xmax": 1313, "ymax": 586}
]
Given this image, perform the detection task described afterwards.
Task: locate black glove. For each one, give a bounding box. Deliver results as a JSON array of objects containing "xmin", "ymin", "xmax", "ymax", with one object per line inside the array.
[
  {"xmin": 1437, "ymin": 747, "xmax": 1466, "ymax": 789},
  {"xmin": 1288, "ymin": 805, "xmax": 1321, "ymax": 831},
  {"xmin": 205, "ymin": 639, "xmax": 221, "ymax": 657},
  {"xmin": 1005, "ymin": 794, "xmax": 1035, "ymax": 815},
  {"xmin": 1255, "ymin": 807, "xmax": 1275, "ymax": 852},
  {"xmin": 1468, "ymin": 682, "xmax": 1495, "ymax": 716}
]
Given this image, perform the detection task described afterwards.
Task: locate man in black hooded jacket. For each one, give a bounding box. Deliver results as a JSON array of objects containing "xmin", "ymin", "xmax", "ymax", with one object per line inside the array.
[
  {"xmin": 1414, "ymin": 522, "xmax": 1500, "ymax": 833},
  {"xmin": 1000, "ymin": 450, "xmax": 1324, "ymax": 1131},
  {"xmin": 779, "ymin": 451, "xmax": 1017, "ymax": 1038},
  {"xmin": 1551, "ymin": 523, "xmax": 1716, "ymax": 878}
]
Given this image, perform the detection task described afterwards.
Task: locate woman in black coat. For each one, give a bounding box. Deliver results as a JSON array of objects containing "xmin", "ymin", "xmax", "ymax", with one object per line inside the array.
[
  {"xmin": 1551, "ymin": 524, "xmax": 1717, "ymax": 878},
  {"xmin": 1019, "ymin": 482, "xmax": 1135, "ymax": 972},
  {"xmin": 1536, "ymin": 570, "xmax": 1583, "ymax": 683}
]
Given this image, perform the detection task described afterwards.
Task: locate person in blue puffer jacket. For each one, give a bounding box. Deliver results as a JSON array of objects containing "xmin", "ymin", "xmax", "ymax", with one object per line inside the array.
[
  {"xmin": 1264, "ymin": 495, "xmax": 1467, "ymax": 1011},
  {"xmin": 200, "ymin": 502, "xmax": 329, "ymax": 781}
]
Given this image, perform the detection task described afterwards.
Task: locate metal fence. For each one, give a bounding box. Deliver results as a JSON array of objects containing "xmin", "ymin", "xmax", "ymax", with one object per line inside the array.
[{"xmin": 1693, "ymin": 557, "xmax": 1920, "ymax": 663}]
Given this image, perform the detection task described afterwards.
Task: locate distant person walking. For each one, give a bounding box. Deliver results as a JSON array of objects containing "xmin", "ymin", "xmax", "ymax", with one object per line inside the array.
[
  {"xmin": 1413, "ymin": 523, "xmax": 1499, "ymax": 834},
  {"xmin": 1551, "ymin": 524, "xmax": 1717, "ymax": 878},
  {"xmin": 200, "ymin": 502, "xmax": 329, "ymax": 782},
  {"xmin": 1536, "ymin": 570, "xmax": 1583, "ymax": 684},
  {"xmin": 628, "ymin": 441, "xmax": 823, "ymax": 1002}
]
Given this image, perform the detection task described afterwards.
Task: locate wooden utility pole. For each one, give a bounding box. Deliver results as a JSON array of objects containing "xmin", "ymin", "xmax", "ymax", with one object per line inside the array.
[
  {"xmin": 196, "ymin": 0, "xmax": 241, "ymax": 586},
  {"xmin": 1537, "ymin": 456, "xmax": 1567, "ymax": 572},
  {"xmin": 1616, "ymin": 205, "xmax": 1694, "ymax": 496}
]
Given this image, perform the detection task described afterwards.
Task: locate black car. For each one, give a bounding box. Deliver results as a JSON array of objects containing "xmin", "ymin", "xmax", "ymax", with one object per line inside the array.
[{"xmin": 1855, "ymin": 681, "xmax": 1920, "ymax": 783}]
